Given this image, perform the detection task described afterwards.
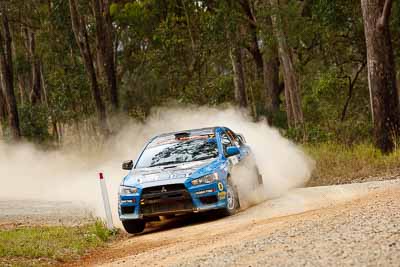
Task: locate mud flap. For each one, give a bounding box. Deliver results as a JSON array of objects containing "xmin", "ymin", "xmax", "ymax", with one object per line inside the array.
[{"xmin": 256, "ymin": 166, "xmax": 263, "ymax": 185}]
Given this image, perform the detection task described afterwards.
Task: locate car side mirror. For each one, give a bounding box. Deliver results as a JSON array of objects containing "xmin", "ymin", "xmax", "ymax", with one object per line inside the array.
[
  {"xmin": 122, "ymin": 160, "xmax": 133, "ymax": 170},
  {"xmin": 236, "ymin": 134, "xmax": 246, "ymax": 144},
  {"xmin": 226, "ymin": 146, "xmax": 240, "ymax": 157}
]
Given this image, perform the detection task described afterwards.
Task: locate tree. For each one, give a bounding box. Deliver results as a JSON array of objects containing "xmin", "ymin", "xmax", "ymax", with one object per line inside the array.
[
  {"xmin": 230, "ymin": 45, "xmax": 248, "ymax": 107},
  {"xmin": 361, "ymin": 0, "xmax": 400, "ymax": 153},
  {"xmin": 0, "ymin": 85, "xmax": 7, "ymax": 129},
  {"xmin": 269, "ymin": 0, "xmax": 304, "ymax": 128},
  {"xmin": 92, "ymin": 0, "xmax": 119, "ymax": 111},
  {"xmin": 239, "ymin": 0, "xmax": 281, "ymax": 119},
  {"xmin": 68, "ymin": 0, "xmax": 109, "ymax": 134},
  {"xmin": 28, "ymin": 31, "xmax": 43, "ymax": 105},
  {"xmin": 0, "ymin": 3, "xmax": 21, "ymax": 140}
]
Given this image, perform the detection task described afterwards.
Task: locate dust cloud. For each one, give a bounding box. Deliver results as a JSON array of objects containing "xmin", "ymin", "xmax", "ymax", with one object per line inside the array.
[{"xmin": 0, "ymin": 106, "xmax": 314, "ymax": 225}]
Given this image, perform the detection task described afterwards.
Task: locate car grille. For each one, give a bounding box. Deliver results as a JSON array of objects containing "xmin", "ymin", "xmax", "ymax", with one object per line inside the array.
[
  {"xmin": 140, "ymin": 184, "xmax": 193, "ymax": 216},
  {"xmin": 121, "ymin": 206, "xmax": 135, "ymax": 214},
  {"xmin": 141, "ymin": 184, "xmax": 186, "ymax": 194},
  {"xmin": 199, "ymin": 195, "xmax": 218, "ymax": 205}
]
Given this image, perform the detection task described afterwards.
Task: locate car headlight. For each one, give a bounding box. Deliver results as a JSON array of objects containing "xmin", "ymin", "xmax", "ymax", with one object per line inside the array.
[
  {"xmin": 119, "ymin": 185, "xmax": 138, "ymax": 194},
  {"xmin": 191, "ymin": 173, "xmax": 219, "ymax": 186}
]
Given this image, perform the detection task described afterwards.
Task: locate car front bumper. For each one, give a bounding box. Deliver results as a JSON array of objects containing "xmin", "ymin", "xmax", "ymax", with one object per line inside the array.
[{"xmin": 119, "ymin": 182, "xmax": 227, "ymax": 220}]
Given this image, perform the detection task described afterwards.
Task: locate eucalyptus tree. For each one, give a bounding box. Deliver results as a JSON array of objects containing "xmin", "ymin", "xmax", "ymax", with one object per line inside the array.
[
  {"xmin": 269, "ymin": 0, "xmax": 304, "ymax": 128},
  {"xmin": 68, "ymin": 0, "xmax": 109, "ymax": 135},
  {"xmin": 0, "ymin": 2, "xmax": 21, "ymax": 140},
  {"xmin": 361, "ymin": 0, "xmax": 400, "ymax": 153}
]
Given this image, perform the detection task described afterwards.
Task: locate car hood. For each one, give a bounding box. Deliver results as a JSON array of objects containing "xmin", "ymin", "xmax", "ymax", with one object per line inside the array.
[{"xmin": 123, "ymin": 158, "xmax": 217, "ymax": 187}]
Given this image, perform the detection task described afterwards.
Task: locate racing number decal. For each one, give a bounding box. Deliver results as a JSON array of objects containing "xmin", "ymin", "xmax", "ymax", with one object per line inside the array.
[
  {"xmin": 217, "ymin": 182, "xmax": 226, "ymax": 199},
  {"xmin": 218, "ymin": 182, "xmax": 224, "ymax": 191}
]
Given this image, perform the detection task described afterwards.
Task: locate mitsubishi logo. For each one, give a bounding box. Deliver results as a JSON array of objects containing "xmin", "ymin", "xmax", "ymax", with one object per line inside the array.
[{"xmin": 161, "ymin": 186, "xmax": 167, "ymax": 193}]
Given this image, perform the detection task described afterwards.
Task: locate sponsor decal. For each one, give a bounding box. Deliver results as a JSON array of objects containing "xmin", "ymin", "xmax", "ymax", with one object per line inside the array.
[
  {"xmin": 195, "ymin": 189, "xmax": 215, "ymax": 195},
  {"xmin": 120, "ymin": 199, "xmax": 135, "ymax": 204},
  {"xmin": 218, "ymin": 191, "xmax": 227, "ymax": 200},
  {"xmin": 218, "ymin": 182, "xmax": 224, "ymax": 191}
]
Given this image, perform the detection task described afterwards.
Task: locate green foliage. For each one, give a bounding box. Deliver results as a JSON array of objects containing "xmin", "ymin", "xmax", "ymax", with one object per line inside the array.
[
  {"xmin": 19, "ymin": 104, "xmax": 50, "ymax": 143},
  {"xmin": 0, "ymin": 0, "xmax": 399, "ymax": 148},
  {"xmin": 0, "ymin": 221, "xmax": 116, "ymax": 266},
  {"xmin": 112, "ymin": 0, "xmax": 235, "ymax": 118},
  {"xmin": 47, "ymin": 64, "xmax": 93, "ymax": 123},
  {"xmin": 91, "ymin": 220, "xmax": 115, "ymax": 242},
  {"xmin": 306, "ymin": 142, "xmax": 400, "ymax": 186}
]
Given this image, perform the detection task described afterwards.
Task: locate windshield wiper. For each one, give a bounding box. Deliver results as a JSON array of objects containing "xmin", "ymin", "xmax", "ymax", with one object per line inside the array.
[
  {"xmin": 149, "ymin": 156, "xmax": 215, "ymax": 168},
  {"xmin": 193, "ymin": 156, "xmax": 216, "ymax": 161},
  {"xmin": 150, "ymin": 161, "xmax": 183, "ymax": 168}
]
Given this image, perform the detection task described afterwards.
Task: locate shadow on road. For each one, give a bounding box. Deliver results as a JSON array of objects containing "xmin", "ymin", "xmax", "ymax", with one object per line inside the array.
[{"xmin": 136, "ymin": 211, "xmax": 226, "ymax": 236}]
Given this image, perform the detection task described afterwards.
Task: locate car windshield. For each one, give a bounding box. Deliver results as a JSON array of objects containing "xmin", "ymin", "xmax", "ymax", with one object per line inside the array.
[{"xmin": 135, "ymin": 138, "xmax": 218, "ymax": 168}]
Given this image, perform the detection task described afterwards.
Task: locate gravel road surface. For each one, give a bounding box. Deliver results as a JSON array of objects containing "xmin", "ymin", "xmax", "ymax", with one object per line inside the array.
[
  {"xmin": 69, "ymin": 179, "xmax": 400, "ymax": 267},
  {"xmin": 0, "ymin": 200, "xmax": 93, "ymax": 228}
]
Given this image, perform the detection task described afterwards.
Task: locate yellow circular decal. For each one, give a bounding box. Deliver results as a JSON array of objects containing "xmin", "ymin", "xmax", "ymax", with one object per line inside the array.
[{"xmin": 218, "ymin": 182, "xmax": 224, "ymax": 191}]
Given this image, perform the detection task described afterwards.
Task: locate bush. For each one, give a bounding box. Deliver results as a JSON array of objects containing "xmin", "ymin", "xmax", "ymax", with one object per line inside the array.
[
  {"xmin": 305, "ymin": 142, "xmax": 400, "ymax": 186},
  {"xmin": 0, "ymin": 220, "xmax": 117, "ymax": 266},
  {"xmin": 19, "ymin": 104, "xmax": 51, "ymax": 143}
]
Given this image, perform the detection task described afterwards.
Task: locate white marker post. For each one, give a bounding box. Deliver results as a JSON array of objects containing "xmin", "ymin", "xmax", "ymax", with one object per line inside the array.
[{"xmin": 99, "ymin": 172, "xmax": 114, "ymax": 230}]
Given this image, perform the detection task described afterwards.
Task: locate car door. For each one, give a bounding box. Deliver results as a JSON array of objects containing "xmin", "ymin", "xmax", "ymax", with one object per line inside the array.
[
  {"xmin": 225, "ymin": 129, "xmax": 249, "ymax": 160},
  {"xmin": 220, "ymin": 131, "xmax": 237, "ymax": 164}
]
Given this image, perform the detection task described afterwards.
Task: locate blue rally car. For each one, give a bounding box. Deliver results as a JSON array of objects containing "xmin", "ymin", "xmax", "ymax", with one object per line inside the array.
[{"xmin": 118, "ymin": 126, "xmax": 262, "ymax": 233}]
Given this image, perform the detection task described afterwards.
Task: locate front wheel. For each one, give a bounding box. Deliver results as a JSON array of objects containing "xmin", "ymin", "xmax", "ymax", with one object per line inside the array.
[
  {"xmin": 122, "ymin": 219, "xmax": 145, "ymax": 234},
  {"xmin": 221, "ymin": 180, "xmax": 239, "ymax": 216}
]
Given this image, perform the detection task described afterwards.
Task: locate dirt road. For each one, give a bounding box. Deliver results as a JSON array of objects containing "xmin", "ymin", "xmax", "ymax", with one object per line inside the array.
[
  {"xmin": 0, "ymin": 200, "xmax": 93, "ymax": 228},
  {"xmin": 69, "ymin": 179, "xmax": 400, "ymax": 267}
]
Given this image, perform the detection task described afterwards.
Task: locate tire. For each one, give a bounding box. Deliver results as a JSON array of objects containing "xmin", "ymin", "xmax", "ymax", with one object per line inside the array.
[
  {"xmin": 122, "ymin": 219, "xmax": 145, "ymax": 234},
  {"xmin": 221, "ymin": 180, "xmax": 239, "ymax": 216}
]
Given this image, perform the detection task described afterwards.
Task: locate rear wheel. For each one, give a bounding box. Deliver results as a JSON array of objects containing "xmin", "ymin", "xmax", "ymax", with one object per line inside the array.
[
  {"xmin": 122, "ymin": 219, "xmax": 145, "ymax": 234},
  {"xmin": 221, "ymin": 180, "xmax": 239, "ymax": 216}
]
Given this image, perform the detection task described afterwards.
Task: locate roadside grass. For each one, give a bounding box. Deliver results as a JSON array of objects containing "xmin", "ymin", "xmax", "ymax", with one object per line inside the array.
[
  {"xmin": 0, "ymin": 221, "xmax": 117, "ymax": 266},
  {"xmin": 305, "ymin": 142, "xmax": 400, "ymax": 186}
]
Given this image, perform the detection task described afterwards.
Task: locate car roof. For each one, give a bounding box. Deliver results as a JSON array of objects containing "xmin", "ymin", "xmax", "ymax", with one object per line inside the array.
[
  {"xmin": 156, "ymin": 126, "xmax": 224, "ymax": 138},
  {"xmin": 145, "ymin": 127, "xmax": 222, "ymax": 148}
]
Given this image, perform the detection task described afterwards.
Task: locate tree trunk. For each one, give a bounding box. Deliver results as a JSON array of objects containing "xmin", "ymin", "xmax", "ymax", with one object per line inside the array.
[
  {"xmin": 340, "ymin": 63, "xmax": 366, "ymax": 122},
  {"xmin": 0, "ymin": 86, "xmax": 6, "ymax": 122},
  {"xmin": 264, "ymin": 54, "xmax": 281, "ymax": 115},
  {"xmin": 0, "ymin": 87, "xmax": 6, "ymax": 135},
  {"xmin": 28, "ymin": 31, "xmax": 42, "ymax": 105},
  {"xmin": 92, "ymin": 0, "xmax": 119, "ymax": 111},
  {"xmin": 269, "ymin": 0, "xmax": 304, "ymax": 128},
  {"xmin": 263, "ymin": 14, "xmax": 281, "ymax": 116},
  {"xmin": 361, "ymin": 0, "xmax": 400, "ymax": 153},
  {"xmin": 230, "ymin": 46, "xmax": 247, "ymax": 108},
  {"xmin": 69, "ymin": 0, "xmax": 109, "ymax": 134},
  {"xmin": 240, "ymin": 0, "xmax": 281, "ymax": 120},
  {"xmin": 0, "ymin": 7, "xmax": 21, "ymax": 140},
  {"xmin": 239, "ymin": 0, "xmax": 263, "ymax": 78}
]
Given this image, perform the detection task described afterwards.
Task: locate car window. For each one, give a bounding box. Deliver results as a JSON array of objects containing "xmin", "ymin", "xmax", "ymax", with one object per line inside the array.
[
  {"xmin": 227, "ymin": 130, "xmax": 243, "ymax": 147},
  {"xmin": 220, "ymin": 131, "xmax": 233, "ymax": 154},
  {"xmin": 136, "ymin": 138, "xmax": 218, "ymax": 168}
]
